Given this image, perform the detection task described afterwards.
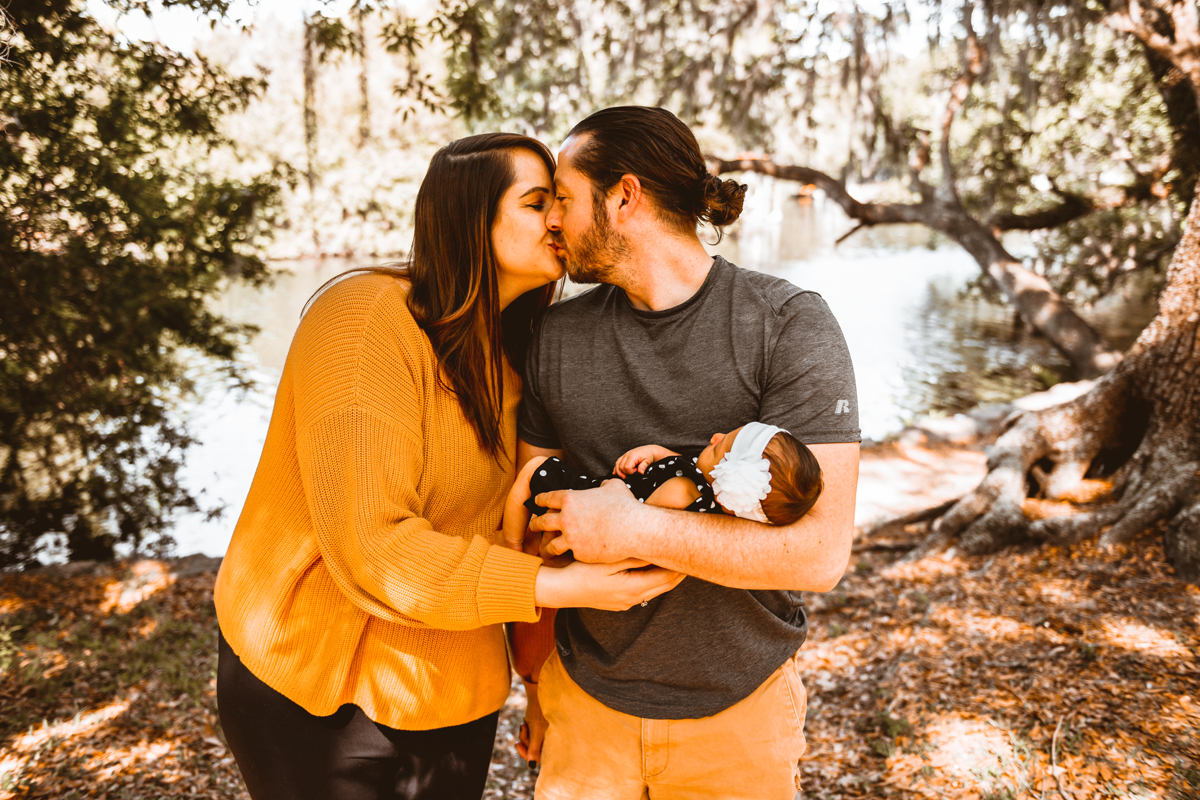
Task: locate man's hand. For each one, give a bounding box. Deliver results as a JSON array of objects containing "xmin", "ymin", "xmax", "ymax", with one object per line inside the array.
[{"xmin": 528, "ymin": 480, "xmax": 647, "ymax": 563}]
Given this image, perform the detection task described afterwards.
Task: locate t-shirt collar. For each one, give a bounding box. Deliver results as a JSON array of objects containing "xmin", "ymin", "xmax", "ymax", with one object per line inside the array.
[{"xmin": 620, "ymin": 256, "xmax": 726, "ymax": 320}]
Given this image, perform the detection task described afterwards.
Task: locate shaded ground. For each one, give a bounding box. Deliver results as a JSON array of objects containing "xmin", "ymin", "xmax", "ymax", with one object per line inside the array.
[
  {"xmin": 0, "ymin": 560, "xmax": 538, "ymax": 800},
  {"xmin": 1, "ymin": 439, "xmax": 1197, "ymax": 798}
]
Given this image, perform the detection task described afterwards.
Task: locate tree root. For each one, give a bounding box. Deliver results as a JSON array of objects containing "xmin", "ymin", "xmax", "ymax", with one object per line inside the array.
[
  {"xmin": 1099, "ymin": 465, "xmax": 1200, "ymax": 546},
  {"xmin": 862, "ymin": 498, "xmax": 959, "ymax": 538},
  {"xmin": 892, "ymin": 374, "xmax": 1199, "ymax": 579},
  {"xmin": 900, "ymin": 381, "xmax": 1120, "ymax": 560},
  {"xmin": 1166, "ymin": 496, "xmax": 1200, "ymax": 582}
]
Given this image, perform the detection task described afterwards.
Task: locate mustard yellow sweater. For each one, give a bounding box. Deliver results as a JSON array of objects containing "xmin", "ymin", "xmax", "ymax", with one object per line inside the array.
[{"xmin": 214, "ymin": 272, "xmax": 543, "ymax": 731}]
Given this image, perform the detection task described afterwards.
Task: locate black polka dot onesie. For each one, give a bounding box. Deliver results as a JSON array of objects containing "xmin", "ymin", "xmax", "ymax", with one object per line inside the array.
[{"xmin": 524, "ymin": 455, "xmax": 721, "ymax": 516}]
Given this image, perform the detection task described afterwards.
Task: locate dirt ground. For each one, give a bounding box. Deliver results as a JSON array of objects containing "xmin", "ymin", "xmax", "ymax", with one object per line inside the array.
[{"xmin": 2, "ymin": 438, "xmax": 1197, "ymax": 799}]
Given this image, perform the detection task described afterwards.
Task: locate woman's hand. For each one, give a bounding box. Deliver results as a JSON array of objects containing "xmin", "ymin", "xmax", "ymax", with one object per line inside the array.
[
  {"xmin": 533, "ymin": 558, "xmax": 684, "ymax": 611},
  {"xmin": 517, "ymin": 679, "xmax": 548, "ymax": 768},
  {"xmin": 613, "ymin": 444, "xmax": 675, "ymax": 477}
]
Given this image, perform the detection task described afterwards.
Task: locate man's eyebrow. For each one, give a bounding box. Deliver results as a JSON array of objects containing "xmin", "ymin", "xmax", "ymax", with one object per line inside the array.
[{"xmin": 519, "ymin": 186, "xmax": 551, "ymax": 198}]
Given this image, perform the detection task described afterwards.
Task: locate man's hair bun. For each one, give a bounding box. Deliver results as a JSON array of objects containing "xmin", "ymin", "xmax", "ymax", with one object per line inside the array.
[
  {"xmin": 567, "ymin": 107, "xmax": 749, "ymax": 235},
  {"xmin": 699, "ymin": 173, "xmax": 747, "ymax": 228}
]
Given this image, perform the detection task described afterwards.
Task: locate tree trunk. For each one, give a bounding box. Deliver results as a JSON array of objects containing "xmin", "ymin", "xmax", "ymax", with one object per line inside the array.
[
  {"xmin": 302, "ymin": 14, "xmax": 320, "ymax": 253},
  {"xmin": 909, "ymin": 178, "xmax": 1200, "ymax": 579},
  {"xmin": 67, "ymin": 518, "xmax": 115, "ymax": 562},
  {"xmin": 893, "ymin": 0, "xmax": 1200, "ymax": 580},
  {"xmin": 1139, "ymin": 41, "xmax": 1200, "ymax": 208},
  {"xmin": 356, "ymin": 7, "xmax": 371, "ymax": 148}
]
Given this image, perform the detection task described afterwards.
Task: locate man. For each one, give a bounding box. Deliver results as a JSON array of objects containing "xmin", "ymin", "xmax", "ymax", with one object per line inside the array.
[{"xmin": 517, "ymin": 106, "xmax": 860, "ymax": 799}]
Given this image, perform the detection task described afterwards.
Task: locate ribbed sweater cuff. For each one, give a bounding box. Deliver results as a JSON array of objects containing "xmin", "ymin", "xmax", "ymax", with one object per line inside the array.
[{"xmin": 477, "ymin": 545, "xmax": 542, "ymax": 625}]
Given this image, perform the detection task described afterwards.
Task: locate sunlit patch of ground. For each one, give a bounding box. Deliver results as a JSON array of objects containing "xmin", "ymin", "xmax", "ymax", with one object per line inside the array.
[
  {"xmin": 100, "ymin": 560, "xmax": 175, "ymax": 615},
  {"xmin": 855, "ymin": 441, "xmax": 988, "ymax": 528},
  {"xmin": 1101, "ymin": 619, "xmax": 1194, "ymax": 660},
  {"xmin": 796, "ymin": 528, "xmax": 1200, "ymax": 799}
]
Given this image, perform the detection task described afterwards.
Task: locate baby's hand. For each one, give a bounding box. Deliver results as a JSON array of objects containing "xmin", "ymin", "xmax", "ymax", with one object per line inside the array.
[{"xmin": 614, "ymin": 446, "xmax": 659, "ymax": 477}]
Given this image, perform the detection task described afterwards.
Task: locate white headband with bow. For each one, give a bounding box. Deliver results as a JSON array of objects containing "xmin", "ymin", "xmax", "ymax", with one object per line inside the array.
[{"xmin": 709, "ymin": 422, "xmax": 785, "ymax": 523}]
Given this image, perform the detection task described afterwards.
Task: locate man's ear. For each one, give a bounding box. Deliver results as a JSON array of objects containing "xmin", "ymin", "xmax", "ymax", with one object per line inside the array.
[{"xmin": 613, "ymin": 174, "xmax": 643, "ymax": 223}]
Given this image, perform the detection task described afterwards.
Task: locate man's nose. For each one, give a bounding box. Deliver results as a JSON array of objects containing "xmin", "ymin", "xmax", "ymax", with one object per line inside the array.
[{"xmin": 546, "ymin": 200, "xmax": 563, "ymax": 232}]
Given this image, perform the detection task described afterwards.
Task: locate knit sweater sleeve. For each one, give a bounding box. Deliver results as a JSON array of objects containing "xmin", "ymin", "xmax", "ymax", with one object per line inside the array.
[{"xmin": 291, "ymin": 277, "xmax": 542, "ymax": 630}]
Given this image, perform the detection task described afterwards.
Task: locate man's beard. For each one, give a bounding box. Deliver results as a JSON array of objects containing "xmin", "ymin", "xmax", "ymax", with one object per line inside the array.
[{"xmin": 559, "ymin": 194, "xmax": 632, "ymax": 285}]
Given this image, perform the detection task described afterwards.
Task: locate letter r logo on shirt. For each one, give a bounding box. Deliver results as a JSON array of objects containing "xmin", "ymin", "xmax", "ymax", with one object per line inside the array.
[{"xmin": 834, "ymin": 399, "xmax": 851, "ymax": 415}]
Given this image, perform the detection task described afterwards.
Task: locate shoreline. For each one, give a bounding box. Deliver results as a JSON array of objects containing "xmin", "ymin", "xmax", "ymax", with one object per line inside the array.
[{"xmin": 27, "ymin": 380, "xmax": 1099, "ymax": 577}]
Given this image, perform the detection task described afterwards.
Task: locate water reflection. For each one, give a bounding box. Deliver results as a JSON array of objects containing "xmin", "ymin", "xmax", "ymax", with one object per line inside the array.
[{"xmin": 171, "ymin": 181, "xmax": 1156, "ymax": 555}]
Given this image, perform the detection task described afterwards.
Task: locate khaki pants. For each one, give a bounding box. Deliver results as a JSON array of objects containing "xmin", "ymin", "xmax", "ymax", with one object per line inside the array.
[{"xmin": 534, "ymin": 651, "xmax": 807, "ymax": 800}]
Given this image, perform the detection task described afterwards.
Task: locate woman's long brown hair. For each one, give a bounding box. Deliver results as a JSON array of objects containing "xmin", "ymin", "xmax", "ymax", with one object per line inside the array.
[{"xmin": 307, "ymin": 133, "xmax": 559, "ymax": 459}]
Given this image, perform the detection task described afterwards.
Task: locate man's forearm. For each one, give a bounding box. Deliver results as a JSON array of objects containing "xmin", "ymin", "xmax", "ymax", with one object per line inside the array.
[
  {"xmin": 534, "ymin": 442, "xmax": 859, "ymax": 591},
  {"xmin": 626, "ymin": 503, "xmax": 851, "ymax": 591}
]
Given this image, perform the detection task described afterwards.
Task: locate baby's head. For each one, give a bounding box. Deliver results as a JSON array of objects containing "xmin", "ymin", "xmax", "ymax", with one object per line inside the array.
[{"xmin": 697, "ymin": 423, "xmax": 823, "ymax": 525}]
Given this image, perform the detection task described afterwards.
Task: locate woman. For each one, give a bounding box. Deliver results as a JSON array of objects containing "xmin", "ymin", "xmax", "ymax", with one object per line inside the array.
[{"xmin": 213, "ymin": 133, "xmax": 683, "ymax": 800}]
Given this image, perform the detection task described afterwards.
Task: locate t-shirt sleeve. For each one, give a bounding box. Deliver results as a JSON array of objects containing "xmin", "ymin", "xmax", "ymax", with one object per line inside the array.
[
  {"xmin": 517, "ymin": 318, "xmax": 563, "ymax": 449},
  {"xmin": 760, "ymin": 292, "xmax": 861, "ymax": 445}
]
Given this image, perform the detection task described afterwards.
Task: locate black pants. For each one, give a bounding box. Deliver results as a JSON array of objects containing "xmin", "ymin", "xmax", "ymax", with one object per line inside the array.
[{"xmin": 217, "ymin": 631, "xmax": 499, "ymax": 800}]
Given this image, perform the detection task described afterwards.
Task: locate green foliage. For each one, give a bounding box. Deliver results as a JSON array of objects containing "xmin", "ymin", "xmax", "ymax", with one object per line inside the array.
[
  {"xmin": 381, "ymin": 9, "xmax": 444, "ymax": 122},
  {"xmin": 0, "ymin": 625, "xmax": 17, "ymax": 673},
  {"xmin": 430, "ymin": 0, "xmax": 588, "ymax": 137},
  {"xmin": 424, "ymin": 0, "xmax": 1190, "ymax": 308},
  {"xmin": 870, "ymin": 737, "xmax": 896, "ymax": 757},
  {"xmin": 879, "ymin": 711, "xmax": 913, "ymax": 739},
  {"xmin": 950, "ymin": 25, "xmax": 1182, "ymax": 300},
  {"xmin": 307, "ymin": 11, "xmax": 358, "ymax": 63},
  {"xmin": 0, "ymin": 0, "xmax": 279, "ymax": 565}
]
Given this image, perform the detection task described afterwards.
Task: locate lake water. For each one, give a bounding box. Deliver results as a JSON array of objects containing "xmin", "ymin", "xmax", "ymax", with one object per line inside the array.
[{"xmin": 169, "ymin": 177, "xmax": 1157, "ymax": 556}]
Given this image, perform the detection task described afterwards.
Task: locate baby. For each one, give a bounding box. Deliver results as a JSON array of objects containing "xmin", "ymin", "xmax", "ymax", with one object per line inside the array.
[
  {"xmin": 503, "ymin": 423, "xmax": 823, "ymax": 761},
  {"xmin": 503, "ymin": 422, "xmax": 824, "ymax": 552}
]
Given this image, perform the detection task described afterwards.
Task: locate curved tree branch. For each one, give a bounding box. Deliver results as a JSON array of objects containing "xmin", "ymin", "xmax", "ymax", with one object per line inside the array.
[
  {"xmin": 708, "ymin": 157, "xmax": 930, "ymax": 226},
  {"xmin": 981, "ymin": 174, "xmax": 1164, "ymax": 233},
  {"xmin": 986, "ymin": 192, "xmax": 1095, "ymax": 233},
  {"xmin": 708, "ymin": 155, "xmax": 1123, "ymax": 377}
]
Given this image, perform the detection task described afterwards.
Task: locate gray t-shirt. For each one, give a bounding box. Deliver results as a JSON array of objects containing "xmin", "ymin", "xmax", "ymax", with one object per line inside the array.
[{"xmin": 518, "ymin": 255, "xmax": 860, "ymax": 719}]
